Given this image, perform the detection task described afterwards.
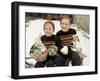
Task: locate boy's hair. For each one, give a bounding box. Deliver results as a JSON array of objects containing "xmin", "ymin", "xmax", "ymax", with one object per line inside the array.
[
  {"xmin": 43, "ymin": 21, "xmax": 55, "ymax": 31},
  {"xmin": 60, "ymin": 15, "xmax": 73, "ymax": 24}
]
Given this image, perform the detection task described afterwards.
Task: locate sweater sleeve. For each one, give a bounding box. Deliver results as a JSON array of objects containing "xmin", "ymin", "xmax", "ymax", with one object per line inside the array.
[
  {"xmin": 55, "ymin": 36, "xmax": 63, "ymax": 54},
  {"xmin": 71, "ymin": 28, "xmax": 77, "ymax": 34},
  {"xmin": 56, "ymin": 37, "xmax": 62, "ymax": 49}
]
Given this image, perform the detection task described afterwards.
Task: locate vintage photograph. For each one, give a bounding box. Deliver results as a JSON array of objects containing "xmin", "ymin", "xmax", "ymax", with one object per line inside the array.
[
  {"xmin": 11, "ymin": 1, "xmax": 97, "ymax": 79},
  {"xmin": 25, "ymin": 13, "xmax": 89, "ymax": 68}
]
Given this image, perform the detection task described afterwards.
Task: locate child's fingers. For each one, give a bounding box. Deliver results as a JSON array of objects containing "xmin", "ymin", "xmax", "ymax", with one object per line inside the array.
[{"xmin": 73, "ymin": 36, "xmax": 78, "ymax": 42}]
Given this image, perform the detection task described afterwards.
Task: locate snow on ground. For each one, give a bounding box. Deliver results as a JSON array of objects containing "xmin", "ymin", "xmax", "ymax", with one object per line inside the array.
[{"xmin": 25, "ymin": 19, "xmax": 90, "ymax": 66}]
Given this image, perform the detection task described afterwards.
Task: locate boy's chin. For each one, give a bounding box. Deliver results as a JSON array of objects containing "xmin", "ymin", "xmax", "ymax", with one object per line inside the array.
[
  {"xmin": 62, "ymin": 29, "xmax": 69, "ymax": 32},
  {"xmin": 45, "ymin": 34, "xmax": 52, "ymax": 37}
]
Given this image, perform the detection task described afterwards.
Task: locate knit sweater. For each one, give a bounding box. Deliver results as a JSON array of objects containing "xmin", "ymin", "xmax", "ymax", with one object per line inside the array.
[
  {"xmin": 56, "ymin": 28, "xmax": 76, "ymax": 47},
  {"xmin": 41, "ymin": 34, "xmax": 62, "ymax": 50}
]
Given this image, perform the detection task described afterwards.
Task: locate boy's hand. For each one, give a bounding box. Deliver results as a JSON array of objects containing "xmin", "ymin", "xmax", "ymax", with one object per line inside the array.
[
  {"xmin": 60, "ymin": 46, "xmax": 68, "ymax": 55},
  {"xmin": 72, "ymin": 35, "xmax": 79, "ymax": 44}
]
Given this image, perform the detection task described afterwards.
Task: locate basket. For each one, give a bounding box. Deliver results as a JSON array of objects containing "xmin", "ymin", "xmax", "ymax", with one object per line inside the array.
[{"xmin": 30, "ymin": 47, "xmax": 48, "ymax": 62}]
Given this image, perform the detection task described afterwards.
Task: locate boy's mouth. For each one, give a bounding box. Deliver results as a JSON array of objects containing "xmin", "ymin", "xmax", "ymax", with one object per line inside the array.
[
  {"xmin": 62, "ymin": 28, "xmax": 69, "ymax": 31},
  {"xmin": 45, "ymin": 33, "xmax": 52, "ymax": 36}
]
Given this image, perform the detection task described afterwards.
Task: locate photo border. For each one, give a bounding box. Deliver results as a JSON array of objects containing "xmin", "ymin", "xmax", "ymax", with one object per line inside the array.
[{"xmin": 11, "ymin": 1, "xmax": 98, "ymax": 79}]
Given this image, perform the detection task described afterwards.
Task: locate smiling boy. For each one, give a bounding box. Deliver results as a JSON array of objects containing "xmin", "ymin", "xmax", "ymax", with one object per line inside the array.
[{"xmin": 55, "ymin": 16, "xmax": 81, "ymax": 66}]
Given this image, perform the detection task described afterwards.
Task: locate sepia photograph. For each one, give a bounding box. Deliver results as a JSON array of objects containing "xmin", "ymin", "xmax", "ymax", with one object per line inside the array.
[
  {"xmin": 11, "ymin": 1, "xmax": 97, "ymax": 79},
  {"xmin": 25, "ymin": 13, "xmax": 89, "ymax": 68}
]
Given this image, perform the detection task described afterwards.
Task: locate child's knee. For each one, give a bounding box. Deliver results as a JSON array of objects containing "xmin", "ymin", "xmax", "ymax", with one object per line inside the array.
[
  {"xmin": 72, "ymin": 52, "xmax": 80, "ymax": 59},
  {"xmin": 46, "ymin": 60, "xmax": 54, "ymax": 67},
  {"xmin": 55, "ymin": 55, "xmax": 66, "ymax": 66},
  {"xmin": 71, "ymin": 52, "xmax": 81, "ymax": 66}
]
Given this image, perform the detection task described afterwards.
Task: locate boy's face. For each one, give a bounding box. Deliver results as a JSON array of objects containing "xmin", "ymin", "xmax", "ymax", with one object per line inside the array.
[
  {"xmin": 60, "ymin": 18, "xmax": 71, "ymax": 32},
  {"xmin": 44, "ymin": 23, "xmax": 54, "ymax": 37}
]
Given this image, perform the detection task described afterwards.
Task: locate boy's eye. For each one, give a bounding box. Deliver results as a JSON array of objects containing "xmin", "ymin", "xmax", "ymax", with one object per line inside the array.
[
  {"xmin": 44, "ymin": 28, "xmax": 52, "ymax": 31},
  {"xmin": 62, "ymin": 23, "xmax": 64, "ymax": 25},
  {"xmin": 45, "ymin": 28, "xmax": 48, "ymax": 30},
  {"xmin": 62, "ymin": 23, "xmax": 68, "ymax": 25}
]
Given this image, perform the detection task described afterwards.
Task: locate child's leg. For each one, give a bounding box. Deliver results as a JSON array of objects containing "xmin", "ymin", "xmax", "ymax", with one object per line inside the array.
[
  {"xmin": 46, "ymin": 59, "xmax": 55, "ymax": 67},
  {"xmin": 46, "ymin": 56, "xmax": 55, "ymax": 67},
  {"xmin": 35, "ymin": 61, "xmax": 46, "ymax": 67},
  {"xmin": 69, "ymin": 51, "xmax": 81, "ymax": 66},
  {"xmin": 55, "ymin": 54, "xmax": 66, "ymax": 66}
]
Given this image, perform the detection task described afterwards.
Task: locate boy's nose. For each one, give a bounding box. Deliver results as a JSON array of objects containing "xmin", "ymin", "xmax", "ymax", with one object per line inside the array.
[{"xmin": 63, "ymin": 26, "xmax": 67, "ymax": 28}]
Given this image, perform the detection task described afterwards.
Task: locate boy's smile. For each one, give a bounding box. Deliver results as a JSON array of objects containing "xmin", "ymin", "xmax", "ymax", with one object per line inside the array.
[
  {"xmin": 60, "ymin": 18, "xmax": 71, "ymax": 32},
  {"xmin": 44, "ymin": 23, "xmax": 54, "ymax": 37}
]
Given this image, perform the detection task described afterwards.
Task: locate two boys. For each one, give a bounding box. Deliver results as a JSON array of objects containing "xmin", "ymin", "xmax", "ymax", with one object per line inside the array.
[{"xmin": 31, "ymin": 15, "xmax": 81, "ymax": 67}]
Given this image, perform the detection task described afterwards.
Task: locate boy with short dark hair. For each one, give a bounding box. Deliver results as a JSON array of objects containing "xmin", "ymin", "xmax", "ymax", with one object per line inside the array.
[{"xmin": 55, "ymin": 16, "xmax": 81, "ymax": 66}]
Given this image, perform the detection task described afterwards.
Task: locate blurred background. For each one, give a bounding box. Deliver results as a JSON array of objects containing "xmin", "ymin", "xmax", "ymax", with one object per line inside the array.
[{"xmin": 25, "ymin": 13, "xmax": 90, "ymax": 34}]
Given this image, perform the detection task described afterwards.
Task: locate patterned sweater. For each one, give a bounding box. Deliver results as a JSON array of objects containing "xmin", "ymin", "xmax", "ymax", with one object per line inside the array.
[
  {"xmin": 41, "ymin": 34, "xmax": 62, "ymax": 53},
  {"xmin": 56, "ymin": 28, "xmax": 76, "ymax": 47}
]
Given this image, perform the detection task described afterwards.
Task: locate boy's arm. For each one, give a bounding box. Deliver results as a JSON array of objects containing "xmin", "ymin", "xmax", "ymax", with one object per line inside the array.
[
  {"xmin": 56, "ymin": 32, "xmax": 63, "ymax": 49},
  {"xmin": 56, "ymin": 37, "xmax": 62, "ymax": 49},
  {"xmin": 55, "ymin": 33, "xmax": 63, "ymax": 54}
]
